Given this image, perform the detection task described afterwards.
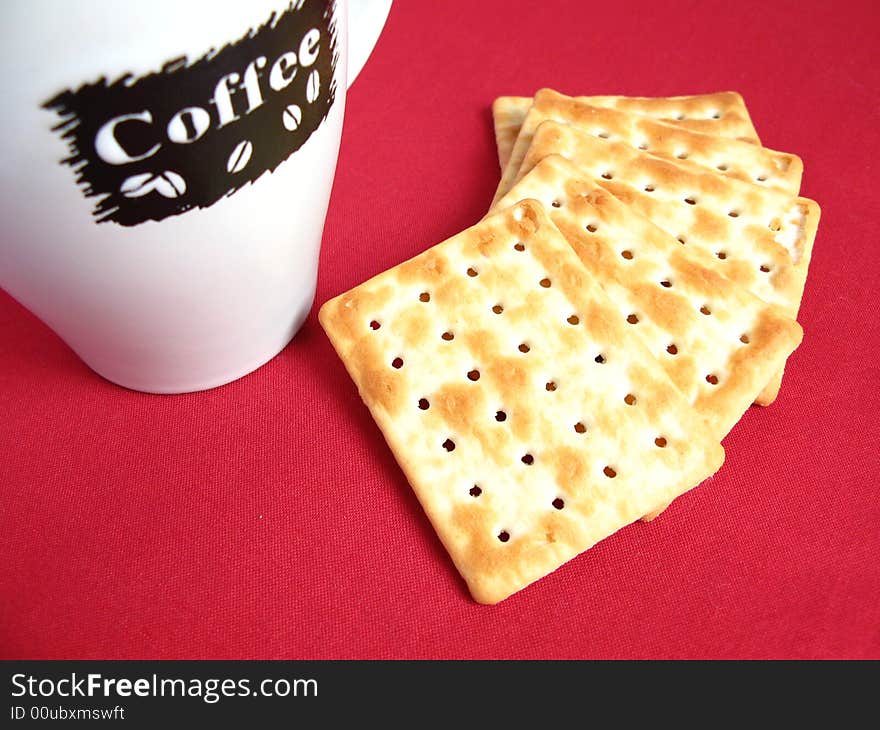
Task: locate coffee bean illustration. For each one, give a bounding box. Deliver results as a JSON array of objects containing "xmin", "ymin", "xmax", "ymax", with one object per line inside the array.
[
  {"xmin": 120, "ymin": 170, "xmax": 186, "ymax": 199},
  {"xmin": 119, "ymin": 172, "xmax": 154, "ymax": 198},
  {"xmin": 282, "ymin": 104, "xmax": 303, "ymax": 132},
  {"xmin": 306, "ymin": 70, "xmax": 321, "ymax": 104},
  {"xmin": 226, "ymin": 140, "xmax": 253, "ymax": 174}
]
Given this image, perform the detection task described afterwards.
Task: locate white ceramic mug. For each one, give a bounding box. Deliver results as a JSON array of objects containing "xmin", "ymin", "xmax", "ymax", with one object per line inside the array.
[{"xmin": 0, "ymin": 0, "xmax": 390, "ymax": 393}]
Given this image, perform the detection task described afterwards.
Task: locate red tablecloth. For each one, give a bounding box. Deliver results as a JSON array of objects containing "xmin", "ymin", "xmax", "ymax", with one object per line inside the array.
[{"xmin": 2, "ymin": 0, "xmax": 878, "ymax": 660}]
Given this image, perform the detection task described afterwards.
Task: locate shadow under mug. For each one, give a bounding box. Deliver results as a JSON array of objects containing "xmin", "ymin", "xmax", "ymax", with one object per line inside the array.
[{"xmin": 0, "ymin": 0, "xmax": 391, "ymax": 393}]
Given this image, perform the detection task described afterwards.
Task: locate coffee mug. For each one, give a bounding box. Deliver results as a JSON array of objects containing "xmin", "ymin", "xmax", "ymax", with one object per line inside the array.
[{"xmin": 0, "ymin": 0, "xmax": 391, "ymax": 393}]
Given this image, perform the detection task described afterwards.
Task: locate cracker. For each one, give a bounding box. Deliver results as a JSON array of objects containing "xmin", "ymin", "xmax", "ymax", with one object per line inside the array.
[
  {"xmin": 511, "ymin": 120, "xmax": 821, "ymax": 404},
  {"xmin": 492, "ymin": 97, "xmax": 533, "ymax": 171},
  {"xmin": 494, "ymin": 155, "xmax": 803, "ymax": 439},
  {"xmin": 319, "ymin": 200, "xmax": 724, "ymax": 604},
  {"xmin": 492, "ymin": 91, "xmax": 761, "ymax": 170},
  {"xmin": 492, "ymin": 89, "xmax": 800, "ymax": 206}
]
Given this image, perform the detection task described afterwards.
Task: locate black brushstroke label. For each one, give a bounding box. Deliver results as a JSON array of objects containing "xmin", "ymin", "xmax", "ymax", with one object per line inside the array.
[{"xmin": 43, "ymin": 0, "xmax": 338, "ymax": 227}]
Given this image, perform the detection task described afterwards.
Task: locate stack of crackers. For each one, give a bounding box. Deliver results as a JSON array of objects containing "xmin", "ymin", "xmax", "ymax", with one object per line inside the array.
[{"xmin": 320, "ymin": 89, "xmax": 820, "ymax": 604}]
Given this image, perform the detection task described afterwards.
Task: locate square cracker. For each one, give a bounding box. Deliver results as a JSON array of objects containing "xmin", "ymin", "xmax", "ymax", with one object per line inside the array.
[
  {"xmin": 492, "ymin": 91, "xmax": 761, "ymax": 171},
  {"xmin": 492, "ymin": 89, "xmax": 800, "ymax": 207},
  {"xmin": 509, "ymin": 120, "xmax": 821, "ymax": 404},
  {"xmin": 319, "ymin": 200, "xmax": 724, "ymax": 604},
  {"xmin": 494, "ymin": 155, "xmax": 803, "ymax": 440}
]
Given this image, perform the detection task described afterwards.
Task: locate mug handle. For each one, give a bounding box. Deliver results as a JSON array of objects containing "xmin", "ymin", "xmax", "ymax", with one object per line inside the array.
[{"xmin": 347, "ymin": 0, "xmax": 393, "ymax": 88}]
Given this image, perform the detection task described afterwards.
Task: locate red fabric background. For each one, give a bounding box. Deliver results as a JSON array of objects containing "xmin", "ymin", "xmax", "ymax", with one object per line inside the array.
[{"xmin": 2, "ymin": 0, "xmax": 878, "ymax": 660}]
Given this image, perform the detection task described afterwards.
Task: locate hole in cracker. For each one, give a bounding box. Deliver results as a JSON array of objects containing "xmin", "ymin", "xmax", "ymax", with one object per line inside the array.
[
  {"xmin": 716, "ymin": 251, "xmax": 727, "ymax": 260},
  {"xmin": 660, "ymin": 279, "xmax": 672, "ymax": 288},
  {"xmin": 740, "ymin": 334, "xmax": 751, "ymax": 344},
  {"xmin": 626, "ymin": 313, "xmax": 639, "ymax": 324},
  {"xmin": 551, "ymin": 199, "xmax": 562, "ymax": 208},
  {"xmin": 603, "ymin": 466, "xmax": 617, "ymax": 478},
  {"xmin": 552, "ymin": 498, "xmax": 565, "ymax": 510},
  {"xmin": 676, "ymin": 151, "xmax": 689, "ymax": 159},
  {"xmin": 518, "ymin": 343, "xmax": 531, "ymax": 354},
  {"xmin": 760, "ymin": 264, "xmax": 771, "ymax": 273},
  {"xmin": 545, "ymin": 381, "xmax": 557, "ymax": 392},
  {"xmin": 711, "ymin": 111, "xmax": 721, "ymax": 119},
  {"xmin": 521, "ymin": 454, "xmax": 534, "ymax": 465},
  {"xmin": 675, "ymin": 112, "xmax": 686, "ymax": 120},
  {"xmin": 369, "ymin": 320, "xmax": 381, "ymax": 330},
  {"xmin": 597, "ymin": 130, "xmax": 610, "ymax": 139},
  {"xmin": 644, "ymin": 184, "xmax": 655, "ymax": 192},
  {"xmin": 497, "ymin": 530, "xmax": 510, "ymax": 543},
  {"xmin": 621, "ymin": 249, "xmax": 634, "ymax": 260},
  {"xmin": 706, "ymin": 374, "xmax": 719, "ymax": 385},
  {"xmin": 418, "ymin": 398, "xmax": 430, "ymax": 410},
  {"xmin": 594, "ymin": 353, "xmax": 606, "ymax": 364},
  {"xmin": 492, "ymin": 304, "xmax": 504, "ymax": 314},
  {"xmin": 467, "ymin": 369, "xmax": 481, "ymax": 382},
  {"xmin": 700, "ymin": 305, "xmax": 712, "ymax": 316},
  {"xmin": 442, "ymin": 331, "xmax": 455, "ymax": 341},
  {"xmin": 469, "ymin": 485, "xmax": 482, "ymax": 497},
  {"xmin": 567, "ymin": 315, "xmax": 580, "ymax": 325},
  {"xmin": 677, "ymin": 235, "xmax": 686, "ymax": 244},
  {"xmin": 637, "ymin": 142, "xmax": 649, "ymax": 150},
  {"xmin": 574, "ymin": 422, "xmax": 587, "ymax": 434},
  {"xmin": 514, "ymin": 242, "xmax": 526, "ymax": 252},
  {"xmin": 419, "ymin": 291, "xmax": 431, "ymax": 302},
  {"xmin": 466, "ymin": 267, "xmax": 479, "ymax": 277},
  {"xmin": 601, "ymin": 172, "xmax": 613, "ymax": 180},
  {"xmin": 442, "ymin": 438, "xmax": 455, "ymax": 452},
  {"xmin": 717, "ymin": 163, "xmax": 729, "ymax": 171},
  {"xmin": 769, "ymin": 219, "xmax": 782, "ymax": 232},
  {"xmin": 539, "ymin": 278, "xmax": 552, "ymax": 288},
  {"xmin": 667, "ymin": 343, "xmax": 678, "ymax": 355},
  {"xmin": 684, "ymin": 197, "xmax": 697, "ymax": 205},
  {"xmin": 728, "ymin": 210, "xmax": 740, "ymax": 218},
  {"xmin": 586, "ymin": 223, "xmax": 598, "ymax": 233},
  {"xmin": 495, "ymin": 410, "xmax": 507, "ymax": 422},
  {"xmin": 756, "ymin": 175, "xmax": 767, "ymax": 182},
  {"xmin": 392, "ymin": 357, "xmax": 404, "ymax": 369},
  {"xmin": 655, "ymin": 436, "xmax": 668, "ymax": 448},
  {"xmin": 624, "ymin": 393, "xmax": 637, "ymax": 406}
]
